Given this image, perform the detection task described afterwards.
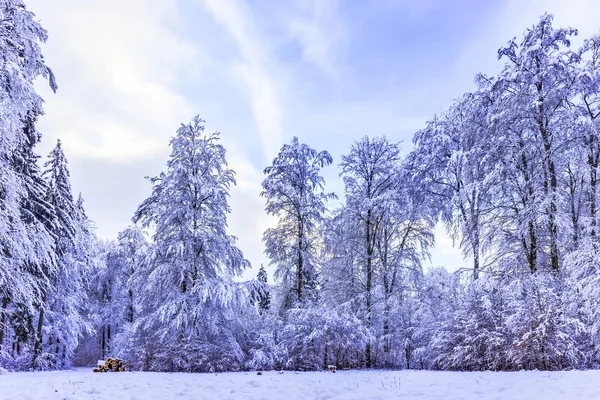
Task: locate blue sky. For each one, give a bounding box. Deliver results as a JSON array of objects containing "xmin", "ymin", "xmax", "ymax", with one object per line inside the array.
[{"xmin": 28, "ymin": 0, "xmax": 600, "ymax": 279}]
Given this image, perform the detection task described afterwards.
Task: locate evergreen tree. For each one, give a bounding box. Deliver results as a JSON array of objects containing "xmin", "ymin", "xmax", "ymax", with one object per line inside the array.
[
  {"xmin": 256, "ymin": 264, "xmax": 271, "ymax": 312},
  {"xmin": 0, "ymin": 0, "xmax": 56, "ymax": 368},
  {"xmin": 35, "ymin": 140, "xmax": 90, "ymax": 369}
]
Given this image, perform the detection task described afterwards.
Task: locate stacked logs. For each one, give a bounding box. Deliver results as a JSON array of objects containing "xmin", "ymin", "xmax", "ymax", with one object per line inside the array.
[{"xmin": 93, "ymin": 357, "xmax": 126, "ymax": 372}]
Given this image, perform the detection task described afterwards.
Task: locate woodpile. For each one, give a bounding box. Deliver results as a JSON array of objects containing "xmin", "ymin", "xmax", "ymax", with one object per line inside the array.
[{"xmin": 93, "ymin": 357, "xmax": 126, "ymax": 372}]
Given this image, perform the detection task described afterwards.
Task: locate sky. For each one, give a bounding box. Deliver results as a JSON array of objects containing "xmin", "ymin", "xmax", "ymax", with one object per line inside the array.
[{"xmin": 27, "ymin": 0, "xmax": 600, "ymax": 280}]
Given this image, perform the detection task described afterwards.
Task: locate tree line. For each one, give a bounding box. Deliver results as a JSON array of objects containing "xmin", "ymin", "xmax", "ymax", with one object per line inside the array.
[{"xmin": 1, "ymin": 3, "xmax": 600, "ymax": 371}]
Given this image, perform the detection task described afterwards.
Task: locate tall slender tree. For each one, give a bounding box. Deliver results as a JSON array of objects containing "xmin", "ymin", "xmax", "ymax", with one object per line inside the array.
[
  {"xmin": 495, "ymin": 14, "xmax": 578, "ymax": 274},
  {"xmin": 36, "ymin": 140, "xmax": 90, "ymax": 369},
  {"xmin": 261, "ymin": 137, "xmax": 334, "ymax": 308},
  {"xmin": 0, "ymin": 0, "xmax": 56, "ymax": 362},
  {"xmin": 339, "ymin": 136, "xmax": 401, "ymax": 368}
]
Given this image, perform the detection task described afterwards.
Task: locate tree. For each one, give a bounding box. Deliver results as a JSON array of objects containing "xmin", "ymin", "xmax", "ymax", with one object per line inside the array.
[
  {"xmin": 574, "ymin": 34, "xmax": 600, "ymax": 245},
  {"xmin": 0, "ymin": 0, "xmax": 56, "ymax": 367},
  {"xmin": 411, "ymin": 92, "xmax": 496, "ymax": 280},
  {"xmin": 36, "ymin": 140, "xmax": 91, "ymax": 369},
  {"xmin": 494, "ymin": 13, "xmax": 578, "ymax": 274},
  {"xmin": 83, "ymin": 228, "xmax": 144, "ymax": 362},
  {"xmin": 116, "ymin": 226, "xmax": 148, "ymax": 325},
  {"xmin": 0, "ymin": 119, "xmax": 55, "ymax": 360},
  {"xmin": 339, "ymin": 136, "xmax": 401, "ymax": 367},
  {"xmin": 132, "ymin": 115, "xmax": 250, "ymax": 372},
  {"xmin": 254, "ymin": 264, "xmax": 271, "ymax": 312},
  {"xmin": 0, "ymin": 0, "xmax": 56, "ymax": 155},
  {"xmin": 377, "ymin": 172, "xmax": 435, "ymax": 366},
  {"xmin": 261, "ymin": 137, "xmax": 334, "ymax": 308}
]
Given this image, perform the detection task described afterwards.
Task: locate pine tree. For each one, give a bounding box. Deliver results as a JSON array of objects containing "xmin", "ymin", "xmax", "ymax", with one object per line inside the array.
[
  {"xmin": 0, "ymin": 0, "xmax": 56, "ymax": 367},
  {"xmin": 0, "ymin": 116, "xmax": 56, "ymax": 361},
  {"xmin": 34, "ymin": 140, "xmax": 90, "ymax": 369},
  {"xmin": 256, "ymin": 264, "xmax": 271, "ymax": 312}
]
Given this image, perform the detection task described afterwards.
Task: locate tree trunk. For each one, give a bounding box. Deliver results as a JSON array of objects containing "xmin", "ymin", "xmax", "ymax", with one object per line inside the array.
[
  {"xmin": 128, "ymin": 288, "xmax": 134, "ymax": 323},
  {"xmin": 107, "ymin": 324, "xmax": 111, "ymax": 356},
  {"xmin": 297, "ymin": 230, "xmax": 303, "ymax": 305},
  {"xmin": 528, "ymin": 221, "xmax": 538, "ymax": 274},
  {"xmin": 537, "ymin": 92, "xmax": 559, "ymax": 274},
  {"xmin": 101, "ymin": 325, "xmax": 106, "ymax": 359},
  {"xmin": 547, "ymin": 156, "xmax": 560, "ymax": 274},
  {"xmin": 589, "ymin": 136, "xmax": 599, "ymax": 246},
  {"xmin": 365, "ymin": 212, "xmax": 373, "ymax": 369},
  {"xmin": 383, "ymin": 295, "xmax": 390, "ymax": 365},
  {"xmin": 567, "ymin": 166, "xmax": 580, "ymax": 247},
  {"xmin": 591, "ymin": 163, "xmax": 597, "ymax": 241},
  {"xmin": 519, "ymin": 138, "xmax": 538, "ymax": 274},
  {"xmin": 471, "ymin": 222, "xmax": 480, "ymax": 280},
  {"xmin": 379, "ymin": 226, "xmax": 391, "ymax": 367},
  {"xmin": 32, "ymin": 290, "xmax": 47, "ymax": 367},
  {"xmin": 584, "ymin": 96, "xmax": 599, "ymax": 246},
  {"xmin": 0, "ymin": 296, "xmax": 8, "ymax": 351},
  {"xmin": 469, "ymin": 187, "xmax": 481, "ymax": 280}
]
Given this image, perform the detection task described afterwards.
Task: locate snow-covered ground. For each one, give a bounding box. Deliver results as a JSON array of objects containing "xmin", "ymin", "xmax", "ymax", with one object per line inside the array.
[{"xmin": 0, "ymin": 368, "xmax": 598, "ymax": 400}]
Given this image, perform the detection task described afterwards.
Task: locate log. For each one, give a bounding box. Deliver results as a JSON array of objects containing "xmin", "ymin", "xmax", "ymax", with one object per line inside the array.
[{"xmin": 92, "ymin": 357, "xmax": 127, "ymax": 372}]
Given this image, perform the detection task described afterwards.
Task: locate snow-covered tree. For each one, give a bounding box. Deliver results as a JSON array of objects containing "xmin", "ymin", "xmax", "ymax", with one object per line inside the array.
[
  {"xmin": 494, "ymin": 14, "xmax": 578, "ymax": 274},
  {"xmin": 131, "ymin": 115, "xmax": 251, "ymax": 371},
  {"xmin": 35, "ymin": 140, "xmax": 91, "ymax": 369},
  {"xmin": 73, "ymin": 225, "xmax": 146, "ymax": 366},
  {"xmin": 252, "ymin": 264, "xmax": 271, "ymax": 313},
  {"xmin": 338, "ymin": 136, "xmax": 401, "ymax": 367},
  {"xmin": 261, "ymin": 137, "xmax": 334, "ymax": 309},
  {"xmin": 411, "ymin": 92, "xmax": 497, "ymax": 280},
  {"xmin": 0, "ymin": 0, "xmax": 56, "ymax": 369}
]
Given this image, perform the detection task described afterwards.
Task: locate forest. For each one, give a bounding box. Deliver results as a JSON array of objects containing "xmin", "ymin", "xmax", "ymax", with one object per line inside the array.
[{"xmin": 1, "ymin": 1, "xmax": 600, "ymax": 373}]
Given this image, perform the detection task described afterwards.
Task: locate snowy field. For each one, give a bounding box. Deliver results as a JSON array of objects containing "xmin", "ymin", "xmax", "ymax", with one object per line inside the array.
[{"xmin": 0, "ymin": 369, "xmax": 599, "ymax": 400}]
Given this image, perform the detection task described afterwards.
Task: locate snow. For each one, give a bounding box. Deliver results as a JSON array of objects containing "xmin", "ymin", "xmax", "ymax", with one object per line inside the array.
[{"xmin": 1, "ymin": 369, "xmax": 599, "ymax": 400}]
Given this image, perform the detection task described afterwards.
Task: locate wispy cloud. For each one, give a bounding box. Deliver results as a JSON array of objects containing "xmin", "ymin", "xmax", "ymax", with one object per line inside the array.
[
  {"xmin": 286, "ymin": 0, "xmax": 346, "ymax": 76},
  {"xmin": 201, "ymin": 0, "xmax": 285, "ymax": 161}
]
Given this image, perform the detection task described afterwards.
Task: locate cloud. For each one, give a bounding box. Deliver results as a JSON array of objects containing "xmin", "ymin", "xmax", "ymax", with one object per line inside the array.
[
  {"xmin": 31, "ymin": 0, "xmax": 202, "ymax": 162},
  {"xmin": 27, "ymin": 0, "xmax": 232, "ymax": 242},
  {"xmin": 286, "ymin": 0, "xmax": 346, "ymax": 76},
  {"xmin": 200, "ymin": 0, "xmax": 285, "ymax": 161}
]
